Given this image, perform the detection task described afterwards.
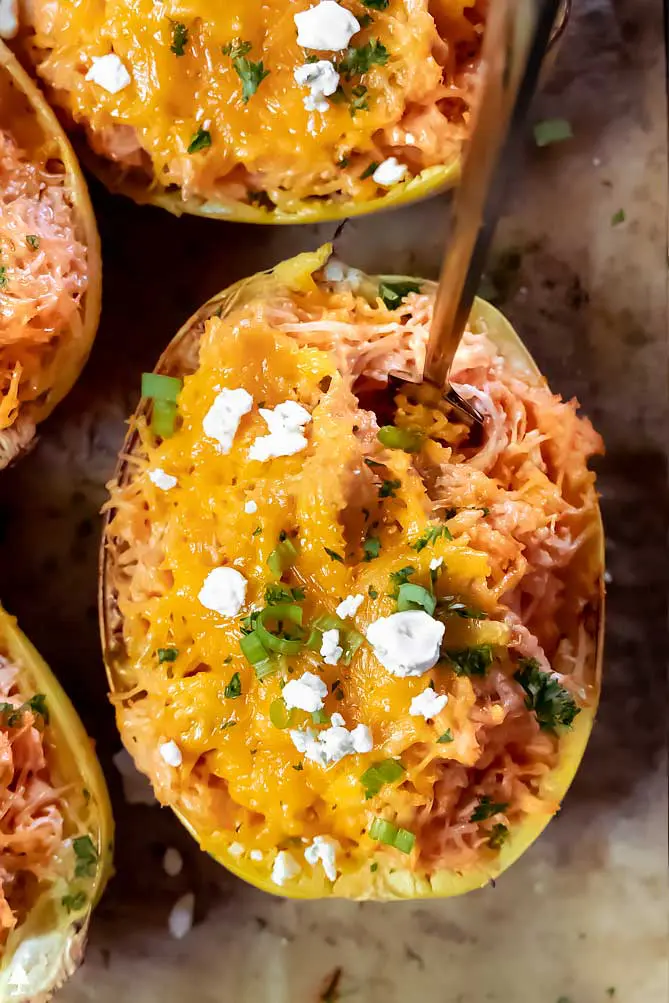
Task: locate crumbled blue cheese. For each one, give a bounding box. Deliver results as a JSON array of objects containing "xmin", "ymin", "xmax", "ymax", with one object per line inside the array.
[
  {"xmin": 198, "ymin": 566, "xmax": 247, "ymax": 617},
  {"xmin": 409, "ymin": 687, "xmax": 448, "ymax": 720},
  {"xmin": 335, "ymin": 593, "xmax": 364, "ymax": 618},
  {"xmin": 294, "ymin": 1, "xmax": 360, "ymax": 51},
  {"xmin": 323, "ymin": 258, "xmax": 363, "ymax": 289},
  {"xmin": 228, "ymin": 841, "xmax": 245, "ymax": 857},
  {"xmin": 203, "ymin": 387, "xmax": 253, "ymax": 453},
  {"xmin": 271, "ymin": 850, "xmax": 301, "ymax": 886},
  {"xmin": 244, "ymin": 499, "xmax": 258, "ymax": 514},
  {"xmin": 159, "ymin": 740, "xmax": 183, "ymax": 767},
  {"xmin": 249, "ymin": 849, "xmax": 263, "ymax": 862},
  {"xmin": 0, "ymin": 0, "xmax": 18, "ymax": 39},
  {"xmin": 290, "ymin": 714, "xmax": 373, "ymax": 767},
  {"xmin": 366, "ymin": 611, "xmax": 445, "ymax": 676},
  {"xmin": 294, "ymin": 60, "xmax": 340, "ymax": 112},
  {"xmin": 163, "ymin": 847, "xmax": 183, "ymax": 877},
  {"xmin": 304, "ymin": 835, "xmax": 340, "ymax": 882},
  {"xmin": 168, "ymin": 892, "xmax": 194, "ymax": 940},
  {"xmin": 148, "ymin": 467, "xmax": 177, "ymax": 491},
  {"xmin": 372, "ymin": 157, "xmax": 408, "ymax": 186},
  {"xmin": 248, "ymin": 400, "xmax": 312, "ymax": 462},
  {"xmin": 85, "ymin": 53, "xmax": 132, "ymax": 94},
  {"xmin": 320, "ymin": 628, "xmax": 342, "ymax": 665},
  {"xmin": 282, "ymin": 671, "xmax": 328, "ymax": 712}
]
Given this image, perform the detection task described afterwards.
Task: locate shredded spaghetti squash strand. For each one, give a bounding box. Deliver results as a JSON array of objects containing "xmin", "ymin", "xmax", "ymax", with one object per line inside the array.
[
  {"xmin": 19, "ymin": 0, "xmax": 485, "ymax": 212},
  {"xmin": 105, "ymin": 273, "xmax": 602, "ymax": 882}
]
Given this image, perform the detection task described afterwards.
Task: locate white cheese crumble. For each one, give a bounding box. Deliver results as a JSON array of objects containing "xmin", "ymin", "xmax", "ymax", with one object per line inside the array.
[
  {"xmin": 282, "ymin": 671, "xmax": 328, "ymax": 713},
  {"xmin": 244, "ymin": 499, "xmax": 258, "ymax": 514},
  {"xmin": 148, "ymin": 467, "xmax": 177, "ymax": 491},
  {"xmin": 168, "ymin": 892, "xmax": 194, "ymax": 940},
  {"xmin": 367, "ymin": 611, "xmax": 445, "ymax": 677},
  {"xmin": 159, "ymin": 740, "xmax": 183, "ymax": 768},
  {"xmin": 249, "ymin": 849, "xmax": 263, "ymax": 862},
  {"xmin": 304, "ymin": 835, "xmax": 340, "ymax": 882},
  {"xmin": 409, "ymin": 687, "xmax": 448, "ymax": 720},
  {"xmin": 112, "ymin": 748, "xmax": 157, "ymax": 806},
  {"xmin": 336, "ymin": 593, "xmax": 364, "ymax": 618},
  {"xmin": 320, "ymin": 628, "xmax": 343, "ymax": 665},
  {"xmin": 85, "ymin": 53, "xmax": 132, "ymax": 94},
  {"xmin": 198, "ymin": 566, "xmax": 247, "ymax": 617},
  {"xmin": 372, "ymin": 157, "xmax": 408, "ymax": 186},
  {"xmin": 203, "ymin": 387, "xmax": 253, "ymax": 453},
  {"xmin": 163, "ymin": 847, "xmax": 183, "ymax": 877},
  {"xmin": 271, "ymin": 850, "xmax": 301, "ymax": 886},
  {"xmin": 0, "ymin": 0, "xmax": 18, "ymax": 39},
  {"xmin": 429, "ymin": 556, "xmax": 443, "ymax": 571},
  {"xmin": 290, "ymin": 717, "xmax": 372, "ymax": 768},
  {"xmin": 228, "ymin": 841, "xmax": 245, "ymax": 857},
  {"xmin": 294, "ymin": 60, "xmax": 340, "ymax": 112},
  {"xmin": 294, "ymin": 1, "xmax": 360, "ymax": 51},
  {"xmin": 323, "ymin": 259, "xmax": 364, "ymax": 289},
  {"xmin": 248, "ymin": 400, "xmax": 312, "ymax": 462}
]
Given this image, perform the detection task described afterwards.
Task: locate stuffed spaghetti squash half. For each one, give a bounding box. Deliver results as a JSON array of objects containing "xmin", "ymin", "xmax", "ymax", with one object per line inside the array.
[
  {"xmin": 0, "ymin": 41, "xmax": 101, "ymax": 468},
  {"xmin": 101, "ymin": 246, "xmax": 603, "ymax": 900},
  {"xmin": 0, "ymin": 605, "xmax": 112, "ymax": 1000}
]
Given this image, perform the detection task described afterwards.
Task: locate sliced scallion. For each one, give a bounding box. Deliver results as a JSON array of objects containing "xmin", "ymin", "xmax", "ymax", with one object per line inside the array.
[
  {"xmin": 151, "ymin": 399, "xmax": 178, "ymax": 439},
  {"xmin": 269, "ymin": 698, "xmax": 294, "ymax": 729},
  {"xmin": 239, "ymin": 631, "xmax": 274, "ymax": 679},
  {"xmin": 267, "ymin": 537, "xmax": 298, "ymax": 577},
  {"xmin": 377, "ymin": 425, "xmax": 423, "ymax": 452},
  {"xmin": 141, "ymin": 372, "xmax": 182, "ymax": 402},
  {"xmin": 396, "ymin": 583, "xmax": 436, "ymax": 616},
  {"xmin": 255, "ymin": 604, "xmax": 304, "ymax": 654},
  {"xmin": 368, "ymin": 817, "xmax": 416, "ymax": 854},
  {"xmin": 361, "ymin": 759, "xmax": 405, "ymax": 799}
]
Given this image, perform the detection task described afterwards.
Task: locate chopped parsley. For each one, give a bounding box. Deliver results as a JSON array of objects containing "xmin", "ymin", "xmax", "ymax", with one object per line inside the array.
[
  {"xmin": 514, "ymin": 657, "xmax": 580, "ymax": 732},
  {"xmin": 611, "ymin": 208, "xmax": 626, "ymax": 226},
  {"xmin": 264, "ymin": 584, "xmax": 305, "ymax": 605},
  {"xmin": 389, "ymin": 566, "xmax": 415, "ymax": 591},
  {"xmin": 187, "ymin": 127, "xmax": 212, "ymax": 154},
  {"xmin": 73, "ymin": 835, "xmax": 98, "ymax": 878},
  {"xmin": 378, "ymin": 280, "xmax": 421, "ymax": 309},
  {"xmin": 362, "ymin": 535, "xmax": 381, "ymax": 561},
  {"xmin": 363, "ymin": 0, "xmax": 389, "ymax": 7},
  {"xmin": 471, "ymin": 796, "xmax": 508, "ymax": 822},
  {"xmin": 368, "ymin": 586, "xmax": 379, "ymax": 599},
  {"xmin": 436, "ymin": 729, "xmax": 453, "ymax": 744},
  {"xmin": 411, "ymin": 523, "xmax": 452, "ymax": 552},
  {"xmin": 360, "ymin": 161, "xmax": 379, "ymax": 180},
  {"xmin": 26, "ymin": 235, "xmax": 40, "ymax": 250},
  {"xmin": 62, "ymin": 891, "xmax": 87, "ymax": 913},
  {"xmin": 444, "ymin": 645, "xmax": 493, "ymax": 677},
  {"xmin": 224, "ymin": 672, "xmax": 242, "ymax": 699},
  {"xmin": 379, "ymin": 478, "xmax": 401, "ymax": 499},
  {"xmin": 0, "ymin": 267, "xmax": 7, "ymax": 289},
  {"xmin": 223, "ymin": 39, "xmax": 269, "ymax": 102},
  {"xmin": 157, "ymin": 647, "xmax": 179, "ymax": 663},
  {"xmin": 324, "ymin": 546, "xmax": 344, "ymax": 563},
  {"xmin": 487, "ymin": 823, "xmax": 509, "ymax": 849},
  {"xmin": 338, "ymin": 39, "xmax": 389, "ymax": 79},
  {"xmin": 170, "ymin": 21, "xmax": 189, "ymax": 56},
  {"xmin": 0, "ymin": 694, "xmax": 49, "ymax": 727}
]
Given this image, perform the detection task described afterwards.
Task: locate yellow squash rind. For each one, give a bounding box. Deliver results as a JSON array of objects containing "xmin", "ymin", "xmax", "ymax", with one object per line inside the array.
[{"xmin": 100, "ymin": 246, "xmax": 603, "ymax": 901}]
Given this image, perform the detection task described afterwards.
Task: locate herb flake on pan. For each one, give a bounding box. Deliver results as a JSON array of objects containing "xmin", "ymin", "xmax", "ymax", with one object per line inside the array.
[
  {"xmin": 514, "ymin": 657, "xmax": 580, "ymax": 732},
  {"xmin": 223, "ymin": 39, "xmax": 270, "ymax": 102},
  {"xmin": 533, "ymin": 118, "xmax": 573, "ymax": 147},
  {"xmin": 170, "ymin": 21, "xmax": 189, "ymax": 56},
  {"xmin": 444, "ymin": 645, "xmax": 493, "ymax": 677},
  {"xmin": 471, "ymin": 796, "xmax": 508, "ymax": 822},
  {"xmin": 338, "ymin": 39, "xmax": 388, "ymax": 79},
  {"xmin": 73, "ymin": 835, "xmax": 98, "ymax": 878},
  {"xmin": 0, "ymin": 694, "xmax": 49, "ymax": 726},
  {"xmin": 378, "ymin": 280, "xmax": 421, "ymax": 309},
  {"xmin": 187, "ymin": 127, "xmax": 212, "ymax": 154},
  {"xmin": 611, "ymin": 208, "xmax": 626, "ymax": 226}
]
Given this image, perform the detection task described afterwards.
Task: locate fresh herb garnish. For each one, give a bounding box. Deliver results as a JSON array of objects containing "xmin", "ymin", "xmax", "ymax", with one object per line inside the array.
[
  {"xmin": 611, "ymin": 208, "xmax": 626, "ymax": 226},
  {"xmin": 223, "ymin": 39, "xmax": 269, "ymax": 102},
  {"xmin": 187, "ymin": 127, "xmax": 212, "ymax": 154},
  {"xmin": 514, "ymin": 657, "xmax": 580, "ymax": 732},
  {"xmin": 370, "ymin": 861, "xmax": 378, "ymax": 872},
  {"xmin": 0, "ymin": 694, "xmax": 49, "ymax": 726},
  {"xmin": 533, "ymin": 118, "xmax": 573, "ymax": 147},
  {"xmin": 324, "ymin": 546, "xmax": 344, "ymax": 563},
  {"xmin": 264, "ymin": 584, "xmax": 305, "ymax": 605},
  {"xmin": 396, "ymin": 583, "xmax": 436, "ymax": 616},
  {"xmin": 437, "ymin": 729, "xmax": 453, "ymax": 744},
  {"xmin": 379, "ymin": 478, "xmax": 401, "ymax": 499},
  {"xmin": 411, "ymin": 524, "xmax": 452, "ymax": 552},
  {"xmin": 361, "ymin": 758, "xmax": 405, "ymax": 798},
  {"xmin": 224, "ymin": 672, "xmax": 242, "ymax": 699},
  {"xmin": 157, "ymin": 647, "xmax": 179, "ymax": 663},
  {"xmin": 360, "ymin": 161, "xmax": 379, "ymax": 179},
  {"xmin": 362, "ymin": 535, "xmax": 381, "ymax": 561},
  {"xmin": 363, "ymin": 0, "xmax": 389, "ymax": 7},
  {"xmin": 438, "ymin": 597, "xmax": 487, "ymax": 620},
  {"xmin": 26, "ymin": 235, "xmax": 40, "ymax": 250},
  {"xmin": 378, "ymin": 280, "xmax": 421, "ymax": 309},
  {"xmin": 487, "ymin": 823, "xmax": 509, "ymax": 848},
  {"xmin": 62, "ymin": 891, "xmax": 87, "ymax": 913},
  {"xmin": 368, "ymin": 586, "xmax": 379, "ymax": 599},
  {"xmin": 338, "ymin": 39, "xmax": 389, "ymax": 79},
  {"xmin": 73, "ymin": 835, "xmax": 98, "ymax": 878},
  {"xmin": 444, "ymin": 645, "xmax": 494, "ymax": 677},
  {"xmin": 377, "ymin": 425, "xmax": 423, "ymax": 452},
  {"xmin": 350, "ymin": 84, "xmax": 369, "ymax": 113},
  {"xmin": 389, "ymin": 566, "xmax": 415, "ymax": 592},
  {"xmin": 170, "ymin": 21, "xmax": 189, "ymax": 56},
  {"xmin": 0, "ymin": 267, "xmax": 7, "ymax": 289},
  {"xmin": 471, "ymin": 796, "xmax": 508, "ymax": 822},
  {"xmin": 358, "ymin": 14, "xmax": 373, "ymax": 27}
]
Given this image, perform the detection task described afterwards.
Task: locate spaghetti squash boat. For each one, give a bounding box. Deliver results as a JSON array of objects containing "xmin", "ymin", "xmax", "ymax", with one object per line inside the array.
[
  {"xmin": 0, "ymin": 604, "xmax": 112, "ymax": 1000},
  {"xmin": 101, "ymin": 246, "xmax": 604, "ymax": 900},
  {"xmin": 0, "ymin": 40, "xmax": 101, "ymax": 469},
  {"xmin": 12, "ymin": 0, "xmax": 489, "ymax": 222}
]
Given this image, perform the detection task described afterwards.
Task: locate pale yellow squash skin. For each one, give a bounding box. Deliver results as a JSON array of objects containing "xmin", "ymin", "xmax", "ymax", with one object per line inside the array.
[
  {"xmin": 100, "ymin": 246, "xmax": 603, "ymax": 900},
  {"xmin": 0, "ymin": 606, "xmax": 113, "ymax": 1000}
]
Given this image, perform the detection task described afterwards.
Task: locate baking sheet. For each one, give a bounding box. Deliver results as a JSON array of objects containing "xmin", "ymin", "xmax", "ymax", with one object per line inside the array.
[{"xmin": 0, "ymin": 0, "xmax": 667, "ymax": 1000}]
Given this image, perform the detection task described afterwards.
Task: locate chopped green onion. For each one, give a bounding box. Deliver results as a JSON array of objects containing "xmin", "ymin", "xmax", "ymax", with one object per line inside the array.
[
  {"xmin": 151, "ymin": 399, "xmax": 177, "ymax": 439},
  {"xmin": 378, "ymin": 280, "xmax": 421, "ymax": 310},
  {"xmin": 157, "ymin": 647, "xmax": 178, "ymax": 663},
  {"xmin": 264, "ymin": 584, "xmax": 305, "ymax": 605},
  {"xmin": 439, "ymin": 596, "xmax": 487, "ymax": 619},
  {"xmin": 377, "ymin": 425, "xmax": 423, "ymax": 452},
  {"xmin": 269, "ymin": 698, "xmax": 294, "ymax": 729},
  {"xmin": 361, "ymin": 759, "xmax": 405, "ymax": 798},
  {"xmin": 224, "ymin": 672, "xmax": 242, "ymax": 699},
  {"xmin": 255, "ymin": 604, "xmax": 304, "ymax": 654},
  {"xmin": 141, "ymin": 372, "xmax": 182, "ymax": 402},
  {"xmin": 369, "ymin": 817, "xmax": 415, "ymax": 854},
  {"xmin": 239, "ymin": 631, "xmax": 275, "ymax": 679},
  {"xmin": 396, "ymin": 583, "xmax": 436, "ymax": 616},
  {"xmin": 311, "ymin": 709, "xmax": 330, "ymax": 725},
  {"xmin": 267, "ymin": 537, "xmax": 298, "ymax": 576},
  {"xmin": 533, "ymin": 118, "xmax": 573, "ymax": 147}
]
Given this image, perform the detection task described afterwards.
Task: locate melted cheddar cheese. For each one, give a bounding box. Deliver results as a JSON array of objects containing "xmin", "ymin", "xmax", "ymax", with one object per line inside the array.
[
  {"xmin": 19, "ymin": 0, "xmax": 484, "ymax": 214},
  {"xmin": 105, "ymin": 255, "xmax": 602, "ymax": 894}
]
